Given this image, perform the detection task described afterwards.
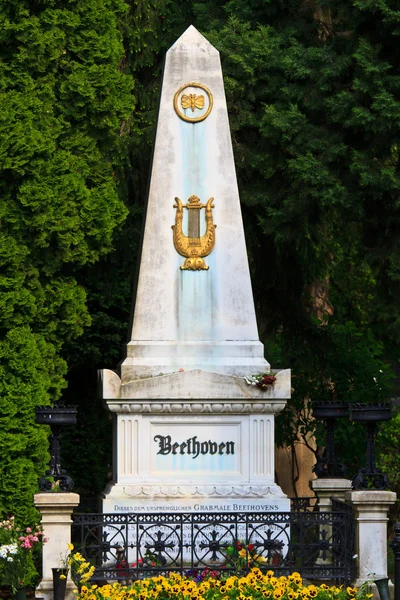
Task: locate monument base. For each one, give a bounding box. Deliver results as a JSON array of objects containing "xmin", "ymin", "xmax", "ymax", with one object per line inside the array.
[{"xmin": 102, "ymin": 483, "xmax": 290, "ymax": 513}]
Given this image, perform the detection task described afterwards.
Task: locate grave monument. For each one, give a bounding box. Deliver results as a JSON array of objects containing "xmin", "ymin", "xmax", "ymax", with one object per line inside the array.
[{"xmin": 100, "ymin": 26, "xmax": 291, "ymax": 515}]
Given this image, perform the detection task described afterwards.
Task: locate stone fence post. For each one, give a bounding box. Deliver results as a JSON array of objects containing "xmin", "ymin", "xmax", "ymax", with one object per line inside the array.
[
  {"xmin": 34, "ymin": 492, "xmax": 80, "ymax": 600},
  {"xmin": 345, "ymin": 490, "xmax": 396, "ymax": 586},
  {"xmin": 311, "ymin": 478, "xmax": 353, "ymax": 510},
  {"xmin": 310, "ymin": 478, "xmax": 353, "ymax": 565}
]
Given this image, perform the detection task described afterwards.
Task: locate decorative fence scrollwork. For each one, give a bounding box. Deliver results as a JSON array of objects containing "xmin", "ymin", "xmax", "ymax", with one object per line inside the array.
[{"xmin": 72, "ymin": 502, "xmax": 356, "ymax": 584}]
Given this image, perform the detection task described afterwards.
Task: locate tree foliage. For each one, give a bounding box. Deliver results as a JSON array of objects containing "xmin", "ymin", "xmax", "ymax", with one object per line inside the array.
[
  {"xmin": 194, "ymin": 0, "xmax": 400, "ymax": 483},
  {"xmin": 1, "ymin": 0, "xmax": 399, "ymax": 517},
  {"xmin": 0, "ymin": 0, "xmax": 133, "ymax": 523},
  {"xmin": 63, "ymin": 0, "xmax": 399, "ymax": 497}
]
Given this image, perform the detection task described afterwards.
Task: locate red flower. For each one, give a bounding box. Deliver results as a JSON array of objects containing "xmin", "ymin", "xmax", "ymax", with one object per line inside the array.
[
  {"xmin": 248, "ymin": 544, "xmax": 255, "ymax": 553},
  {"xmin": 257, "ymin": 375, "xmax": 277, "ymax": 389}
]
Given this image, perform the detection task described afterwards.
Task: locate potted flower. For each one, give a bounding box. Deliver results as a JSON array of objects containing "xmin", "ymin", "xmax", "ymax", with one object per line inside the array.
[
  {"xmin": 55, "ymin": 543, "xmax": 95, "ymax": 597},
  {"xmin": 52, "ymin": 543, "xmax": 75, "ymax": 600},
  {"xmin": 0, "ymin": 516, "xmax": 47, "ymax": 598}
]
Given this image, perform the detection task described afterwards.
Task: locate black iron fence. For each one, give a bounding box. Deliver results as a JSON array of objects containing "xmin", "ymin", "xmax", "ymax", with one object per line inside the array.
[{"xmin": 72, "ymin": 500, "xmax": 356, "ymax": 584}]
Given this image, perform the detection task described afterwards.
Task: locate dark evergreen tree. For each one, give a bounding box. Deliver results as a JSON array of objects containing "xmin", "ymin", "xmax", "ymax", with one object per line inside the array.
[
  {"xmin": 0, "ymin": 0, "xmax": 134, "ymax": 522},
  {"xmin": 63, "ymin": 0, "xmax": 399, "ymax": 496}
]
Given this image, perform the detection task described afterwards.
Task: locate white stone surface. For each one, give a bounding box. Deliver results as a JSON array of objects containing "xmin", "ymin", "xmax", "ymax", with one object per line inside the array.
[
  {"xmin": 121, "ymin": 25, "xmax": 270, "ymax": 378},
  {"xmin": 345, "ymin": 490, "xmax": 396, "ymax": 585},
  {"xmin": 101, "ymin": 368, "xmax": 291, "ymax": 403},
  {"xmin": 102, "ymin": 411, "xmax": 289, "ymax": 510},
  {"xmin": 102, "ymin": 493, "xmax": 289, "ymax": 513},
  {"xmin": 34, "ymin": 493, "xmax": 79, "ymax": 600}
]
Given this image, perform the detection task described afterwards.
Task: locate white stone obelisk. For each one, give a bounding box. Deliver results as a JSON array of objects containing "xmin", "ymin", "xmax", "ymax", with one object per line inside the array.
[
  {"xmin": 100, "ymin": 26, "xmax": 291, "ymax": 513},
  {"xmin": 123, "ymin": 25, "xmax": 269, "ymax": 380}
]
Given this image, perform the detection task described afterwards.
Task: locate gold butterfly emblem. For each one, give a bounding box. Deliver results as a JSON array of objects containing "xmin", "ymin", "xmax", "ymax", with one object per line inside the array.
[{"xmin": 181, "ymin": 94, "xmax": 205, "ymax": 112}]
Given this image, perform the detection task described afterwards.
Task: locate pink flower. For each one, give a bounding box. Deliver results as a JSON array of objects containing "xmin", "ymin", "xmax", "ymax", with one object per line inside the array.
[
  {"xmin": 178, "ymin": 368, "xmax": 184, "ymax": 372},
  {"xmin": 32, "ymin": 536, "xmax": 38, "ymax": 542},
  {"xmin": 26, "ymin": 527, "xmax": 32, "ymax": 533},
  {"xmin": 43, "ymin": 537, "xmax": 48, "ymax": 543}
]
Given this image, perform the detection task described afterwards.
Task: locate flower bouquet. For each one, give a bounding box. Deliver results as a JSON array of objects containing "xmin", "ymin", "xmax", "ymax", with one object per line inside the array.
[
  {"xmin": 243, "ymin": 373, "xmax": 277, "ymax": 390},
  {"xmin": 0, "ymin": 516, "xmax": 47, "ymax": 593},
  {"xmin": 59, "ymin": 544, "xmax": 95, "ymax": 586}
]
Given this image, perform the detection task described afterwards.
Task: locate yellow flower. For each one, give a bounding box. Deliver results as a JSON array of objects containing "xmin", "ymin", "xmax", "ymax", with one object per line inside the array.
[
  {"xmin": 308, "ymin": 586, "xmax": 318, "ymax": 598},
  {"xmin": 274, "ymin": 588, "xmax": 285, "ymax": 599},
  {"xmin": 346, "ymin": 587, "xmax": 357, "ymax": 597},
  {"xmin": 68, "ymin": 543, "xmax": 74, "ymax": 551},
  {"xmin": 59, "ymin": 575, "xmax": 66, "ymax": 580},
  {"xmin": 257, "ymin": 555, "xmax": 267, "ymax": 563}
]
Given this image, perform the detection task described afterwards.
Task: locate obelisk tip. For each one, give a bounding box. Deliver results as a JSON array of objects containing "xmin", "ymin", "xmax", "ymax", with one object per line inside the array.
[{"xmin": 169, "ymin": 25, "xmax": 219, "ymax": 55}]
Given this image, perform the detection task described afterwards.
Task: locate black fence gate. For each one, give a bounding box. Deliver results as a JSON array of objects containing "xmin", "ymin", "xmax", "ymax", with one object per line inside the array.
[{"xmin": 72, "ymin": 499, "xmax": 356, "ymax": 584}]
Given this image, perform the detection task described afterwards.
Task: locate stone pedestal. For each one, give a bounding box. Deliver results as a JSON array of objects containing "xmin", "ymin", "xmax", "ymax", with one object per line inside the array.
[
  {"xmin": 101, "ymin": 369, "xmax": 291, "ymax": 513},
  {"xmin": 345, "ymin": 490, "xmax": 396, "ymax": 585},
  {"xmin": 311, "ymin": 479, "xmax": 353, "ymax": 566},
  {"xmin": 34, "ymin": 493, "xmax": 80, "ymax": 600},
  {"xmin": 311, "ymin": 478, "xmax": 353, "ymax": 510}
]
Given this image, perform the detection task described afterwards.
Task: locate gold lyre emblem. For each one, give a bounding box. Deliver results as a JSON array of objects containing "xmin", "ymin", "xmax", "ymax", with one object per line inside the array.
[
  {"xmin": 172, "ymin": 195, "xmax": 216, "ymax": 270},
  {"xmin": 181, "ymin": 94, "xmax": 205, "ymax": 112}
]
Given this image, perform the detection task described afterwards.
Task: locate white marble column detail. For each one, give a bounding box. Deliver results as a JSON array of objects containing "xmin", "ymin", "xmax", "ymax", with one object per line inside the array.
[
  {"xmin": 117, "ymin": 414, "xmax": 141, "ymax": 481},
  {"xmin": 250, "ymin": 415, "xmax": 274, "ymax": 482}
]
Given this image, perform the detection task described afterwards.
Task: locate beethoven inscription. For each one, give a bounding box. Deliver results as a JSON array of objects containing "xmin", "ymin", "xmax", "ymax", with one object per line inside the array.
[{"xmin": 154, "ymin": 435, "xmax": 235, "ymax": 458}]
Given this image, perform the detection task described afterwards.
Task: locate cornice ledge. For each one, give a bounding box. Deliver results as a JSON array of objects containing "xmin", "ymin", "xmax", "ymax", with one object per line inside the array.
[
  {"xmin": 106, "ymin": 401, "xmax": 286, "ymax": 414},
  {"xmin": 100, "ymin": 368, "xmax": 291, "ymax": 403},
  {"xmin": 121, "ymin": 485, "xmax": 284, "ymax": 498}
]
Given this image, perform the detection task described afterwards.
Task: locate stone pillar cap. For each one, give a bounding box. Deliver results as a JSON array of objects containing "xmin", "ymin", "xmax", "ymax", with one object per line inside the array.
[{"xmin": 34, "ymin": 492, "xmax": 80, "ymax": 507}]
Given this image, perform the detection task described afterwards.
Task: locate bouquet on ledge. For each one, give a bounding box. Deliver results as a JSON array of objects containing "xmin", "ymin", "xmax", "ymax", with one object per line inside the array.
[{"xmin": 0, "ymin": 516, "xmax": 47, "ymax": 592}]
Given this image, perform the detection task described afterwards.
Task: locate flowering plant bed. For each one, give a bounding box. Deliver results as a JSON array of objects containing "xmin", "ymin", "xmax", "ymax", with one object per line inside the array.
[
  {"xmin": 75, "ymin": 569, "xmax": 371, "ymax": 600},
  {"xmin": 0, "ymin": 517, "xmax": 47, "ymax": 592}
]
